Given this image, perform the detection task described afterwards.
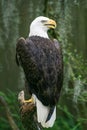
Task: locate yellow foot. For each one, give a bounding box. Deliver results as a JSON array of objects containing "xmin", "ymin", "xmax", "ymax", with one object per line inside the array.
[{"xmin": 23, "ymin": 97, "xmax": 34, "ymax": 103}]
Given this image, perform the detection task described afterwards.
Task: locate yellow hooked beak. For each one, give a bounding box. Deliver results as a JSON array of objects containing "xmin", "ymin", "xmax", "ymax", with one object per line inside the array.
[{"xmin": 44, "ymin": 19, "xmax": 57, "ymax": 29}]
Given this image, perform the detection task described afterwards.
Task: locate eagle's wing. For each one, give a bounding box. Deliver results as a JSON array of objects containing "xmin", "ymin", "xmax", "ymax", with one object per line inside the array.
[
  {"xmin": 16, "ymin": 37, "xmax": 42, "ymax": 95},
  {"xmin": 16, "ymin": 37, "xmax": 63, "ymax": 106},
  {"xmin": 16, "ymin": 37, "xmax": 31, "ymax": 95},
  {"xmin": 16, "ymin": 37, "xmax": 26, "ymax": 66}
]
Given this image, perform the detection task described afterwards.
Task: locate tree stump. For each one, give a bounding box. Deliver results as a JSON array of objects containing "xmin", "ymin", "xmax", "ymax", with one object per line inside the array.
[{"xmin": 18, "ymin": 91, "xmax": 42, "ymax": 130}]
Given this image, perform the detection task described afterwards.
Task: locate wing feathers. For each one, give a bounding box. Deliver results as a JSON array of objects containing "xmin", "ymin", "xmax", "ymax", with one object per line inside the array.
[{"xmin": 16, "ymin": 37, "xmax": 26, "ymax": 66}]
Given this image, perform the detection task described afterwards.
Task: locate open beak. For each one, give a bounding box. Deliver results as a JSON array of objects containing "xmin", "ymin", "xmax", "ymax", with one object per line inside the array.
[{"xmin": 44, "ymin": 19, "xmax": 56, "ymax": 29}]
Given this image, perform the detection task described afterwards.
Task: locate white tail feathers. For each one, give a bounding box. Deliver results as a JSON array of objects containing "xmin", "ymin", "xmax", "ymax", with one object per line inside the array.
[{"xmin": 32, "ymin": 94, "xmax": 56, "ymax": 128}]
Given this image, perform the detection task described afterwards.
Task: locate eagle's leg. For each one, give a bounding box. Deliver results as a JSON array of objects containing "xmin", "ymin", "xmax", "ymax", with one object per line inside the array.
[
  {"xmin": 23, "ymin": 97, "xmax": 34, "ymax": 103},
  {"xmin": 18, "ymin": 91, "xmax": 34, "ymax": 104}
]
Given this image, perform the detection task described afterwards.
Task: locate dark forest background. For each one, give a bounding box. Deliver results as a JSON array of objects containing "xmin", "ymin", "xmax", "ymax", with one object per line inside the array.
[{"xmin": 0, "ymin": 0, "xmax": 87, "ymax": 130}]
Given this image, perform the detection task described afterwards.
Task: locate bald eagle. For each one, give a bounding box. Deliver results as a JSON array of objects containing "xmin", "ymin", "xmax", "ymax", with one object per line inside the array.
[{"xmin": 16, "ymin": 16, "xmax": 63, "ymax": 128}]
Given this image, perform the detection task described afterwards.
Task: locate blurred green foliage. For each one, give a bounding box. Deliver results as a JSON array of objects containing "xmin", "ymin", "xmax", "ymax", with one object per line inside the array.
[
  {"xmin": 0, "ymin": 0, "xmax": 87, "ymax": 129},
  {"xmin": 0, "ymin": 90, "xmax": 24, "ymax": 130}
]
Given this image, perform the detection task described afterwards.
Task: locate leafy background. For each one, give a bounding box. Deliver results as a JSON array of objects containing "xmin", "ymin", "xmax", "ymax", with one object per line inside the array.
[{"xmin": 0, "ymin": 0, "xmax": 87, "ymax": 130}]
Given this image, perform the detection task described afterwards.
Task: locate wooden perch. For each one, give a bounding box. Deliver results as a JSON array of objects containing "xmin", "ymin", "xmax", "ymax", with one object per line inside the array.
[
  {"xmin": 0, "ymin": 96, "xmax": 20, "ymax": 130},
  {"xmin": 0, "ymin": 91, "xmax": 42, "ymax": 130},
  {"xmin": 18, "ymin": 90, "xmax": 42, "ymax": 130}
]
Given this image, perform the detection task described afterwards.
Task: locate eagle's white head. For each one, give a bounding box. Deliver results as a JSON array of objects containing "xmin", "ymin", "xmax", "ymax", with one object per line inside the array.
[{"xmin": 29, "ymin": 16, "xmax": 56, "ymax": 38}]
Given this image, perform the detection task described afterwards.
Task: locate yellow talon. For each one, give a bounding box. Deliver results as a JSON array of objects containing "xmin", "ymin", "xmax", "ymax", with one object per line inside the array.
[{"xmin": 23, "ymin": 97, "xmax": 34, "ymax": 103}]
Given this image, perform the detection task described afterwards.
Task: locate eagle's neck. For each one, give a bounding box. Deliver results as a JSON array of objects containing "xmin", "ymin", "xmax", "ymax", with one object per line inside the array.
[{"xmin": 29, "ymin": 27, "xmax": 49, "ymax": 39}]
